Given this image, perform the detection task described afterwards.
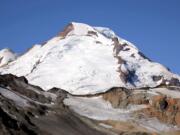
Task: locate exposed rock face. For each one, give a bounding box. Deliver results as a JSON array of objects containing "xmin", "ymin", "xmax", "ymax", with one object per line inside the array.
[
  {"xmin": 144, "ymin": 95, "xmax": 180, "ymax": 126},
  {"xmin": 0, "ymin": 74, "xmax": 107, "ymax": 135},
  {"xmin": 0, "ymin": 94, "xmax": 40, "ymax": 135},
  {"xmin": 1, "ymin": 74, "xmax": 177, "ymax": 135},
  {"xmin": 102, "ymin": 88, "xmax": 149, "ymax": 108},
  {"xmin": 59, "ymin": 23, "xmax": 74, "ymax": 37},
  {"xmin": 0, "ymin": 74, "xmax": 52, "ymax": 104},
  {"xmin": 101, "ymin": 87, "xmax": 180, "ymax": 128}
]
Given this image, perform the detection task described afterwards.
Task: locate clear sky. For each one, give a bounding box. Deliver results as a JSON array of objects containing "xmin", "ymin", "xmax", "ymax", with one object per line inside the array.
[{"xmin": 0, "ymin": 0, "xmax": 180, "ymax": 74}]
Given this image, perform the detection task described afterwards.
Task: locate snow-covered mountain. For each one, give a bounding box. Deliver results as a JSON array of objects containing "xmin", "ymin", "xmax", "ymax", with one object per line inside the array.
[
  {"xmin": 0, "ymin": 48, "xmax": 17, "ymax": 67},
  {"xmin": 0, "ymin": 22, "xmax": 179, "ymax": 95},
  {"xmin": 0, "ymin": 22, "xmax": 180, "ymax": 135}
]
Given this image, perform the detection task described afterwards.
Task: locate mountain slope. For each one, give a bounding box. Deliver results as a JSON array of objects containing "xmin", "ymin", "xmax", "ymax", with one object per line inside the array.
[
  {"xmin": 0, "ymin": 48, "xmax": 17, "ymax": 67},
  {"xmin": 0, "ymin": 74, "xmax": 110, "ymax": 135},
  {"xmin": 0, "ymin": 22, "xmax": 179, "ymax": 95},
  {"xmin": 0, "ymin": 22, "xmax": 180, "ymax": 135}
]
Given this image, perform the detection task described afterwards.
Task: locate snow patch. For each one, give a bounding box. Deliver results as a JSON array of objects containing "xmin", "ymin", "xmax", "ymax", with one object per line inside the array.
[
  {"xmin": 150, "ymin": 88, "xmax": 180, "ymax": 99},
  {"xmin": 64, "ymin": 96, "xmax": 147, "ymax": 121},
  {"xmin": 64, "ymin": 95, "xmax": 179, "ymax": 132},
  {"xmin": 0, "ymin": 87, "xmax": 29, "ymax": 107},
  {"xmin": 0, "ymin": 48, "xmax": 17, "ymax": 67}
]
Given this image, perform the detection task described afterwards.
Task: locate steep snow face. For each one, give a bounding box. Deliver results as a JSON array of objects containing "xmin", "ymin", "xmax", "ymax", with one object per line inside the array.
[
  {"xmin": 0, "ymin": 22, "xmax": 179, "ymax": 95},
  {"xmin": 0, "ymin": 36, "xmax": 122, "ymax": 95},
  {"xmin": 0, "ymin": 48, "xmax": 17, "ymax": 67}
]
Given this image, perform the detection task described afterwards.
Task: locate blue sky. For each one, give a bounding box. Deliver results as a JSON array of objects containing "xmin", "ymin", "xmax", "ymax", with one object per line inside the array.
[{"xmin": 0, "ymin": 0, "xmax": 180, "ymax": 74}]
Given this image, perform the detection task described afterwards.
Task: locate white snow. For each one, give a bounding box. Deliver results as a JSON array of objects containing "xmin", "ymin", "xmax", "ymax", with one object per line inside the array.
[
  {"xmin": 64, "ymin": 95, "xmax": 179, "ymax": 132},
  {"xmin": 138, "ymin": 117, "xmax": 179, "ymax": 132},
  {"xmin": 99, "ymin": 123, "xmax": 113, "ymax": 129},
  {"xmin": 0, "ymin": 87, "xmax": 29, "ymax": 107},
  {"xmin": 64, "ymin": 96, "xmax": 147, "ymax": 121},
  {"xmin": 0, "ymin": 22, "xmax": 179, "ymax": 95},
  {"xmin": 0, "ymin": 48, "xmax": 17, "ymax": 67},
  {"xmin": 150, "ymin": 88, "xmax": 180, "ymax": 99},
  {"xmin": 67, "ymin": 22, "xmax": 95, "ymax": 36},
  {"xmin": 94, "ymin": 27, "xmax": 116, "ymax": 39},
  {"xmin": 0, "ymin": 30, "xmax": 123, "ymax": 95}
]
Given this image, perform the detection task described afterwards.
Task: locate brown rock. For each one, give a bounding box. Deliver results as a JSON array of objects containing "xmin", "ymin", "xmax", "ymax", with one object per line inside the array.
[
  {"xmin": 175, "ymin": 112, "xmax": 180, "ymax": 126},
  {"xmin": 59, "ymin": 23, "xmax": 74, "ymax": 37}
]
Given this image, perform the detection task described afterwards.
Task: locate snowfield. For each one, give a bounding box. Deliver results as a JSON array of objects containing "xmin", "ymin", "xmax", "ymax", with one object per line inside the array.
[
  {"xmin": 64, "ymin": 95, "xmax": 147, "ymax": 121},
  {"xmin": 0, "ymin": 87, "xmax": 29, "ymax": 107},
  {"xmin": 0, "ymin": 22, "xmax": 179, "ymax": 95},
  {"xmin": 64, "ymin": 95, "xmax": 178, "ymax": 132},
  {"xmin": 0, "ymin": 48, "xmax": 17, "ymax": 67}
]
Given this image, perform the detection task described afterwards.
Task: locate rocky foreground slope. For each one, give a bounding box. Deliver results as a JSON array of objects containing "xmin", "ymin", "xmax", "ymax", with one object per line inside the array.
[
  {"xmin": 0, "ymin": 22, "xmax": 180, "ymax": 135},
  {"xmin": 0, "ymin": 74, "xmax": 180, "ymax": 135},
  {"xmin": 0, "ymin": 74, "xmax": 107, "ymax": 135}
]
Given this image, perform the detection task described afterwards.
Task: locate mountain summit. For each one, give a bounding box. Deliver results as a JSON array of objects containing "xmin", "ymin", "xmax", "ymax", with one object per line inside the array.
[{"xmin": 0, "ymin": 22, "xmax": 179, "ymax": 95}]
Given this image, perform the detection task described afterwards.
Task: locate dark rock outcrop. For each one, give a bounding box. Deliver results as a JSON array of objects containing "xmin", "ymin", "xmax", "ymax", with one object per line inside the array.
[{"xmin": 0, "ymin": 74, "xmax": 107, "ymax": 135}]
